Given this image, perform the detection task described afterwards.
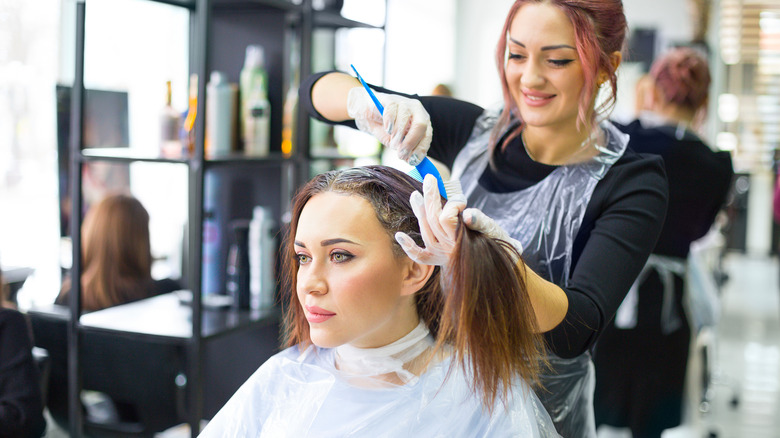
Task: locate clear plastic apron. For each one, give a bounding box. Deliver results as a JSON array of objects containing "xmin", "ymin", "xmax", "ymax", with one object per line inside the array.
[
  {"xmin": 451, "ymin": 110, "xmax": 629, "ymax": 438},
  {"xmin": 614, "ymin": 254, "xmax": 686, "ymax": 335}
]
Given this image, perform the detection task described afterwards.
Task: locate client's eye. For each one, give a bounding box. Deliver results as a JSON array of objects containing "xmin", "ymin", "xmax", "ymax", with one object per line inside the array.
[
  {"xmin": 296, "ymin": 254, "xmax": 311, "ymax": 265},
  {"xmin": 331, "ymin": 252, "xmax": 353, "ymax": 263}
]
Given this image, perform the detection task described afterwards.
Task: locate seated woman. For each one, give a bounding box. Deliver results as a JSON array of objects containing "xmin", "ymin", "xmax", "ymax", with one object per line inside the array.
[
  {"xmin": 0, "ymin": 268, "xmax": 47, "ymax": 438},
  {"xmin": 56, "ymin": 193, "xmax": 180, "ymax": 311},
  {"xmin": 200, "ymin": 166, "xmax": 558, "ymax": 437}
]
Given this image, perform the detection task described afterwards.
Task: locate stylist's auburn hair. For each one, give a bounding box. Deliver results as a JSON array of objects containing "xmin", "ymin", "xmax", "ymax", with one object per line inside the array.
[
  {"xmin": 281, "ymin": 165, "xmax": 545, "ymax": 409},
  {"xmin": 492, "ymin": 0, "xmax": 627, "ymax": 151}
]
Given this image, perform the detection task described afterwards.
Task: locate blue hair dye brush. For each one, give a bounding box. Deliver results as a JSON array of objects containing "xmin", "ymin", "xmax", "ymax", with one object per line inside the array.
[{"xmin": 350, "ymin": 64, "xmax": 458, "ymax": 200}]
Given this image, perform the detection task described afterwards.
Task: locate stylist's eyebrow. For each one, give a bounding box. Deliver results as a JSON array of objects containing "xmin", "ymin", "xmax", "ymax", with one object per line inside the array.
[
  {"xmin": 509, "ymin": 38, "xmax": 576, "ymax": 51},
  {"xmin": 294, "ymin": 238, "xmax": 360, "ymax": 248}
]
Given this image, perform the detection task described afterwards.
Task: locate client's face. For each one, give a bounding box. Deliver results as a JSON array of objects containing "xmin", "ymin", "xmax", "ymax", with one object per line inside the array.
[{"xmin": 295, "ymin": 191, "xmax": 417, "ymax": 349}]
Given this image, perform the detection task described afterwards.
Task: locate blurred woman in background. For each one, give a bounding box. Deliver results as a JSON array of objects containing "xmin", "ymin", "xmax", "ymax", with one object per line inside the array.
[
  {"xmin": 56, "ymin": 194, "xmax": 180, "ymax": 312},
  {"xmin": 594, "ymin": 47, "xmax": 734, "ymax": 438}
]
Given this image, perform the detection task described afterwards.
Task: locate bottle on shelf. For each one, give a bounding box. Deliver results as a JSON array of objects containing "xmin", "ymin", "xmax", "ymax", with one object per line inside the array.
[
  {"xmin": 249, "ymin": 206, "xmax": 276, "ymax": 310},
  {"xmin": 281, "ymin": 86, "xmax": 297, "ymax": 157},
  {"xmin": 240, "ymin": 45, "xmax": 271, "ymax": 157},
  {"xmin": 182, "ymin": 73, "xmax": 198, "ymax": 157},
  {"xmin": 206, "ymin": 71, "xmax": 237, "ymax": 158},
  {"xmin": 160, "ymin": 80, "xmax": 182, "ymax": 158},
  {"xmin": 226, "ymin": 219, "xmax": 251, "ymax": 310}
]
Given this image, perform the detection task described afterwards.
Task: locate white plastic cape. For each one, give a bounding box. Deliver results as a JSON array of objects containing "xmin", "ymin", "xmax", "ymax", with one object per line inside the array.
[
  {"xmin": 450, "ymin": 109, "xmax": 629, "ymax": 438},
  {"xmin": 199, "ymin": 344, "xmax": 560, "ymax": 437}
]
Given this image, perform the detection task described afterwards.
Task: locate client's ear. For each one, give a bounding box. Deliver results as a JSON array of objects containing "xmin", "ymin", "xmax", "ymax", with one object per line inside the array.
[{"xmin": 400, "ymin": 259, "xmax": 435, "ymax": 297}]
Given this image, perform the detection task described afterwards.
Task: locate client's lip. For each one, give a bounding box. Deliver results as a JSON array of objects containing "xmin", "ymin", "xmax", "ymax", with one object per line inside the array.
[{"xmin": 304, "ymin": 305, "xmax": 336, "ymax": 323}]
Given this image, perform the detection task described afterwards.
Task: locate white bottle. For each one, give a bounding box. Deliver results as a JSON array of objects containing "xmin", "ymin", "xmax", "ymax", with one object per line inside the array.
[
  {"xmin": 249, "ymin": 206, "xmax": 276, "ymax": 309},
  {"xmin": 206, "ymin": 71, "xmax": 236, "ymax": 157},
  {"xmin": 240, "ymin": 45, "xmax": 271, "ymax": 157}
]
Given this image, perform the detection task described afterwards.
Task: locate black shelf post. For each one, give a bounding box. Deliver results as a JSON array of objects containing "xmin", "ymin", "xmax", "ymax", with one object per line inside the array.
[
  {"xmin": 67, "ymin": 1, "xmax": 86, "ymax": 436},
  {"xmin": 187, "ymin": 0, "xmax": 210, "ymax": 435},
  {"xmin": 295, "ymin": 0, "xmax": 313, "ymax": 190}
]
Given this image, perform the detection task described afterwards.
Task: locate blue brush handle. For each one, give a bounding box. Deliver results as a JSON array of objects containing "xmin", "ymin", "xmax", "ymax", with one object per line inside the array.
[
  {"xmin": 415, "ymin": 157, "xmax": 448, "ymax": 199},
  {"xmin": 350, "ymin": 64, "xmax": 384, "ymax": 115}
]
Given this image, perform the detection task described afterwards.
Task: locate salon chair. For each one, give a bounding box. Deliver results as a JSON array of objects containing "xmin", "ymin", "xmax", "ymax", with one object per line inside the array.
[{"xmin": 27, "ymin": 306, "xmax": 188, "ymax": 438}]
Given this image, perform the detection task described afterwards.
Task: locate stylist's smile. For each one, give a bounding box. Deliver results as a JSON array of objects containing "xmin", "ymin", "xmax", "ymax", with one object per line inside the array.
[
  {"xmin": 305, "ymin": 305, "xmax": 336, "ymax": 323},
  {"xmin": 522, "ymin": 89, "xmax": 555, "ymax": 106}
]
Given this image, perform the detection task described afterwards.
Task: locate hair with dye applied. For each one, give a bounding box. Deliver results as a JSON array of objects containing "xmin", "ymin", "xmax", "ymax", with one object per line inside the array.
[
  {"xmin": 492, "ymin": 0, "xmax": 627, "ymax": 151},
  {"xmin": 282, "ymin": 165, "xmax": 545, "ymax": 409}
]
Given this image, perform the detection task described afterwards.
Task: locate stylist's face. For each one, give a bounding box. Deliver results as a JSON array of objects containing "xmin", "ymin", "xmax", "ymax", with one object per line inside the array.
[
  {"xmin": 505, "ymin": 3, "xmax": 584, "ymax": 131},
  {"xmin": 295, "ymin": 192, "xmax": 418, "ymax": 349}
]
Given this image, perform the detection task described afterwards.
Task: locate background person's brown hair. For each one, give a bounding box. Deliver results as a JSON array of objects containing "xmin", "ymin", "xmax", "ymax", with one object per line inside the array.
[{"xmin": 59, "ymin": 193, "xmax": 153, "ymax": 311}]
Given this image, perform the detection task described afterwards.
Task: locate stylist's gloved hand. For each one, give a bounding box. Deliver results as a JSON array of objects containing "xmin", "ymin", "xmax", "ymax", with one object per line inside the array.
[
  {"xmin": 394, "ymin": 174, "xmax": 467, "ymax": 266},
  {"xmin": 463, "ymin": 208, "xmax": 524, "ymax": 262},
  {"xmin": 347, "ymin": 86, "xmax": 432, "ymax": 165}
]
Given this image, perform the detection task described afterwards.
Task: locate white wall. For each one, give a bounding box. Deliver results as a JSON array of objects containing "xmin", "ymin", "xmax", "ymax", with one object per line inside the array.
[
  {"xmin": 453, "ymin": 0, "xmax": 507, "ymax": 106},
  {"xmin": 384, "ymin": 0, "xmax": 456, "ymax": 95}
]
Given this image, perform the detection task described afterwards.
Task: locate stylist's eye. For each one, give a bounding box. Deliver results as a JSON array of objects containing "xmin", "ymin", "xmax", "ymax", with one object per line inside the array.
[
  {"xmin": 549, "ymin": 59, "xmax": 574, "ymax": 67},
  {"xmin": 331, "ymin": 252, "xmax": 353, "ymax": 263},
  {"xmin": 295, "ymin": 253, "xmax": 311, "ymax": 265},
  {"xmin": 508, "ymin": 53, "xmax": 525, "ymax": 61}
]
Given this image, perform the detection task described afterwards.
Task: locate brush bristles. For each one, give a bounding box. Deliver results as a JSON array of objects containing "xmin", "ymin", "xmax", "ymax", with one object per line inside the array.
[{"xmin": 407, "ymin": 168, "xmax": 463, "ymax": 200}]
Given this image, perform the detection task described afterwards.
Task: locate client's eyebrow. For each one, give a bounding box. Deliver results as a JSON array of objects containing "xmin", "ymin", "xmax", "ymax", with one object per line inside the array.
[
  {"xmin": 321, "ymin": 238, "xmax": 359, "ymax": 246},
  {"xmin": 294, "ymin": 238, "xmax": 360, "ymax": 248}
]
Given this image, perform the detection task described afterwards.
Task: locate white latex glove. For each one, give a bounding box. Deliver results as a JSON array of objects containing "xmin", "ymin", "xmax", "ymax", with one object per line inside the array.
[
  {"xmin": 394, "ymin": 174, "xmax": 467, "ymax": 266},
  {"xmin": 347, "ymin": 86, "xmax": 432, "ymax": 165},
  {"xmin": 463, "ymin": 208, "xmax": 524, "ymax": 262}
]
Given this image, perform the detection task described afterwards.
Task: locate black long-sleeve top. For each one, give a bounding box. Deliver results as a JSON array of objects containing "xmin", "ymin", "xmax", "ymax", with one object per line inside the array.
[
  {"xmin": 0, "ymin": 308, "xmax": 46, "ymax": 438},
  {"xmin": 300, "ymin": 73, "xmax": 668, "ymax": 358},
  {"xmin": 616, "ymin": 120, "xmax": 733, "ymax": 258}
]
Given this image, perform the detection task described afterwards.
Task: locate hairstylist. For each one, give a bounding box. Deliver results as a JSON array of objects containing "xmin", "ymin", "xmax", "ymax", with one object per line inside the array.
[
  {"xmin": 593, "ymin": 47, "xmax": 733, "ymax": 438},
  {"xmin": 299, "ymin": 1, "xmax": 668, "ymax": 436}
]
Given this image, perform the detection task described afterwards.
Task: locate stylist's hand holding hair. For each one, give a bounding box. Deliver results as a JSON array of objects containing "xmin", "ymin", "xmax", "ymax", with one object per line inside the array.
[
  {"xmin": 396, "ymin": 174, "xmax": 563, "ymax": 334},
  {"xmin": 396, "ymin": 175, "xmax": 523, "ymax": 266},
  {"xmin": 395, "ymin": 174, "xmax": 466, "ymax": 266}
]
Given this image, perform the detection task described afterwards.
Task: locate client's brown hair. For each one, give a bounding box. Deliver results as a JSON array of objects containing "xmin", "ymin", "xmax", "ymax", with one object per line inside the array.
[{"xmin": 282, "ymin": 166, "xmax": 544, "ymax": 408}]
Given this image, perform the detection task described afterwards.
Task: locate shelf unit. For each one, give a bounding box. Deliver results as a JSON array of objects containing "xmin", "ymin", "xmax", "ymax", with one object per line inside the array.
[{"xmin": 65, "ymin": 0, "xmax": 385, "ymax": 436}]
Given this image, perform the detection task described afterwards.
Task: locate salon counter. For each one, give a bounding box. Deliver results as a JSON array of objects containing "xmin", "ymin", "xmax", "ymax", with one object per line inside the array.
[
  {"xmin": 79, "ymin": 291, "xmax": 279, "ymax": 342},
  {"xmin": 27, "ymin": 292, "xmax": 281, "ymax": 421}
]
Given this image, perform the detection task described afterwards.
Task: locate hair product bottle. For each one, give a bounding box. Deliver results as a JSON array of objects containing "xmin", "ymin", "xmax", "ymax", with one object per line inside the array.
[
  {"xmin": 159, "ymin": 80, "xmax": 182, "ymax": 157},
  {"xmin": 226, "ymin": 219, "xmax": 251, "ymax": 310},
  {"xmin": 181, "ymin": 74, "xmax": 198, "ymax": 157},
  {"xmin": 240, "ymin": 45, "xmax": 271, "ymax": 157},
  {"xmin": 206, "ymin": 71, "xmax": 237, "ymax": 158},
  {"xmin": 249, "ymin": 206, "xmax": 276, "ymax": 309}
]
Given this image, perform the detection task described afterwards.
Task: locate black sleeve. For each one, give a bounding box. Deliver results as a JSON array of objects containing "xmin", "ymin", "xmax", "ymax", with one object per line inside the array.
[
  {"xmin": 299, "ymin": 71, "xmax": 484, "ymax": 168},
  {"xmin": 543, "ymin": 154, "xmax": 669, "ymax": 357},
  {"xmin": 0, "ymin": 309, "xmax": 46, "ymax": 438}
]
